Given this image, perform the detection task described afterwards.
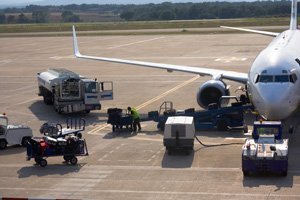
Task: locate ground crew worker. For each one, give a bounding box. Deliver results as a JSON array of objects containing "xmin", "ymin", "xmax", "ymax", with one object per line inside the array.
[{"xmin": 127, "ymin": 107, "xmax": 141, "ymax": 132}]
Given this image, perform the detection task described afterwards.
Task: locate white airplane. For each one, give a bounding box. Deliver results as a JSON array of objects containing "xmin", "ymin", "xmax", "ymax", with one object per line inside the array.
[{"xmin": 72, "ymin": 0, "xmax": 300, "ymax": 121}]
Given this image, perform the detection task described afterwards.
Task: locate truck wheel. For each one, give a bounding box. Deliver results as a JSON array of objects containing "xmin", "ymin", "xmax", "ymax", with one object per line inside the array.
[
  {"xmin": 39, "ymin": 159, "xmax": 47, "ymax": 167},
  {"xmin": 0, "ymin": 139, "xmax": 7, "ymax": 150},
  {"xmin": 70, "ymin": 156, "xmax": 78, "ymax": 165},
  {"xmin": 22, "ymin": 137, "xmax": 31, "ymax": 147}
]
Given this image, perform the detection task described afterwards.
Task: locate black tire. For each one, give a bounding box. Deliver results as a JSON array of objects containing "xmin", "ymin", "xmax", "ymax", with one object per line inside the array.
[
  {"xmin": 76, "ymin": 133, "xmax": 82, "ymax": 139},
  {"xmin": 63, "ymin": 155, "xmax": 71, "ymax": 162},
  {"xmin": 0, "ymin": 139, "xmax": 7, "ymax": 150},
  {"xmin": 243, "ymin": 170, "xmax": 249, "ymax": 176},
  {"xmin": 243, "ymin": 125, "xmax": 249, "ymax": 133},
  {"xmin": 40, "ymin": 159, "xmax": 47, "ymax": 167},
  {"xmin": 282, "ymin": 170, "xmax": 288, "ymax": 177},
  {"xmin": 112, "ymin": 126, "xmax": 116, "ymax": 132},
  {"xmin": 217, "ymin": 119, "xmax": 228, "ymax": 131},
  {"xmin": 70, "ymin": 156, "xmax": 78, "ymax": 165},
  {"xmin": 21, "ymin": 137, "xmax": 31, "ymax": 147},
  {"xmin": 85, "ymin": 110, "xmax": 90, "ymax": 114},
  {"xmin": 35, "ymin": 157, "xmax": 42, "ymax": 164}
]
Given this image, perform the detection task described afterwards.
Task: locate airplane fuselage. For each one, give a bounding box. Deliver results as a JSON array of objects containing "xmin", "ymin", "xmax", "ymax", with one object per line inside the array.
[{"xmin": 248, "ymin": 30, "xmax": 300, "ymax": 120}]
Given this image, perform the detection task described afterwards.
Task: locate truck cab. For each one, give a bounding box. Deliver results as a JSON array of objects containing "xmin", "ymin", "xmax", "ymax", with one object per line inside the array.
[
  {"xmin": 0, "ymin": 114, "xmax": 33, "ymax": 149},
  {"xmin": 242, "ymin": 121, "xmax": 288, "ymax": 176},
  {"xmin": 81, "ymin": 79, "xmax": 113, "ymax": 112}
]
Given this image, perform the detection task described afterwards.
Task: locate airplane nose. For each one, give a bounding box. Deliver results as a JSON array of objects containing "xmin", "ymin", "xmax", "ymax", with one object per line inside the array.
[{"xmin": 256, "ymin": 85, "xmax": 295, "ymax": 120}]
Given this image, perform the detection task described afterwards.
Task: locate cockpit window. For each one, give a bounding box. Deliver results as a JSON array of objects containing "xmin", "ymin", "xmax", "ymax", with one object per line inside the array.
[
  {"xmin": 257, "ymin": 74, "xmax": 296, "ymax": 83},
  {"xmin": 275, "ymin": 75, "xmax": 289, "ymax": 82},
  {"xmin": 259, "ymin": 75, "xmax": 273, "ymax": 82}
]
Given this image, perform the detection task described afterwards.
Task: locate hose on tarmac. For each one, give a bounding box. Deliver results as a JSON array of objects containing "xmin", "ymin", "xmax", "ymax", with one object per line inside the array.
[{"xmin": 194, "ymin": 136, "xmax": 245, "ymax": 147}]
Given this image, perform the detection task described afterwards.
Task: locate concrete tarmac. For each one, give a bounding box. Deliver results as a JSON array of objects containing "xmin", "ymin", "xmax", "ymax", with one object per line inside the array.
[{"xmin": 0, "ymin": 33, "xmax": 299, "ymax": 199}]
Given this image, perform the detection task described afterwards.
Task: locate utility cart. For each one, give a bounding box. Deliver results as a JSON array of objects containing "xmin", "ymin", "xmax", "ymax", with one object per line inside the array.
[
  {"xmin": 242, "ymin": 121, "xmax": 289, "ymax": 176},
  {"xmin": 26, "ymin": 118, "xmax": 88, "ymax": 167},
  {"xmin": 0, "ymin": 114, "xmax": 32, "ymax": 150},
  {"xmin": 107, "ymin": 108, "xmax": 133, "ymax": 132}
]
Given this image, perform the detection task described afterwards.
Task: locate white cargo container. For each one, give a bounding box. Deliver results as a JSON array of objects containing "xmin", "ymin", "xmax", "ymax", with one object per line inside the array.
[
  {"xmin": 37, "ymin": 68, "xmax": 113, "ymax": 114},
  {"xmin": 163, "ymin": 116, "xmax": 195, "ymax": 155}
]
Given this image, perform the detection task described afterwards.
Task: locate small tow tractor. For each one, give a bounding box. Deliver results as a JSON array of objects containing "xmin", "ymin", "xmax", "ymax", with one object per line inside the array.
[
  {"xmin": 26, "ymin": 118, "xmax": 88, "ymax": 167},
  {"xmin": 242, "ymin": 121, "xmax": 288, "ymax": 176},
  {"xmin": 0, "ymin": 113, "xmax": 32, "ymax": 150}
]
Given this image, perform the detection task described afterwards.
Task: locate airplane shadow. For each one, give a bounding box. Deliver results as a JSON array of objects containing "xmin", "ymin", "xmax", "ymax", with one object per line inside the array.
[{"xmin": 17, "ymin": 163, "xmax": 85, "ymax": 178}]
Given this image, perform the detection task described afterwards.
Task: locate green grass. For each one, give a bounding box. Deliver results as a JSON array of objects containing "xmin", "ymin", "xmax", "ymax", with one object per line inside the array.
[{"xmin": 0, "ymin": 17, "xmax": 291, "ymax": 35}]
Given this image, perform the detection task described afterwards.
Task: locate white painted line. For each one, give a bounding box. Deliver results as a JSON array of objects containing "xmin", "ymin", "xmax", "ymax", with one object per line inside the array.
[
  {"xmin": 2, "ymin": 187, "xmax": 300, "ymax": 198},
  {"xmin": 108, "ymin": 37, "xmax": 165, "ymax": 49}
]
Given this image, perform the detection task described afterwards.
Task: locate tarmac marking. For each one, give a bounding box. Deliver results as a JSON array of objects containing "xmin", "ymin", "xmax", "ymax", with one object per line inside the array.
[
  {"xmin": 3, "ymin": 187, "xmax": 300, "ymax": 198},
  {"xmin": 214, "ymin": 56, "xmax": 248, "ymax": 63},
  {"xmin": 88, "ymin": 75, "xmax": 199, "ymax": 135},
  {"xmin": 108, "ymin": 36, "xmax": 165, "ymax": 49},
  {"xmin": 4, "ymin": 97, "xmax": 40, "ymax": 109}
]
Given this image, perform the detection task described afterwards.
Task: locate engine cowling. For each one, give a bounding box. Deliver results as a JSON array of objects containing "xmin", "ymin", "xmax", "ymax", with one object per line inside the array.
[{"xmin": 196, "ymin": 80, "xmax": 230, "ymax": 108}]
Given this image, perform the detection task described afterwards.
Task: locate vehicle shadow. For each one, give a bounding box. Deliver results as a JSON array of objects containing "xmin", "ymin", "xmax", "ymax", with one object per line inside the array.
[
  {"xmin": 0, "ymin": 146, "xmax": 26, "ymax": 155},
  {"xmin": 243, "ymin": 175, "xmax": 293, "ymax": 189},
  {"xmin": 161, "ymin": 151, "xmax": 194, "ymax": 168},
  {"xmin": 28, "ymin": 101, "xmax": 107, "ymax": 126},
  {"xmin": 17, "ymin": 163, "xmax": 85, "ymax": 178}
]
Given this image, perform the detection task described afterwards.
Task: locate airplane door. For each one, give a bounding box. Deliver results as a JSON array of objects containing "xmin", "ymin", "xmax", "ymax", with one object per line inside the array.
[{"xmin": 99, "ymin": 81, "xmax": 113, "ymax": 100}]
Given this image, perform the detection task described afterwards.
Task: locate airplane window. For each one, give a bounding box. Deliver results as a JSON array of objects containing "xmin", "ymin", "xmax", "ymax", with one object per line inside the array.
[
  {"xmin": 259, "ymin": 75, "xmax": 273, "ymax": 82},
  {"xmin": 275, "ymin": 75, "xmax": 289, "ymax": 82}
]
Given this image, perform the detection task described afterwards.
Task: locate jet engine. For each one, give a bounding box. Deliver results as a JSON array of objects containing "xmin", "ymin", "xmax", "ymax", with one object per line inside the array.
[{"xmin": 197, "ymin": 80, "xmax": 230, "ymax": 108}]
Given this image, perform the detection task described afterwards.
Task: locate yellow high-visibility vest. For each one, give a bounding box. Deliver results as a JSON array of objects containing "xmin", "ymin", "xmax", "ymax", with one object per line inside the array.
[{"xmin": 131, "ymin": 108, "xmax": 139, "ymax": 119}]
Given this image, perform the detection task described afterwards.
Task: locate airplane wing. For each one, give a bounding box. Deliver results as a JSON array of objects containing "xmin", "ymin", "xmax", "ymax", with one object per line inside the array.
[
  {"xmin": 221, "ymin": 26, "xmax": 279, "ymax": 37},
  {"xmin": 72, "ymin": 26, "xmax": 248, "ymax": 84}
]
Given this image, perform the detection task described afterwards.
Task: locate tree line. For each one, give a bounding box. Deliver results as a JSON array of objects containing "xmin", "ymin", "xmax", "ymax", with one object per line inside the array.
[{"xmin": 0, "ymin": 1, "xmax": 295, "ymax": 24}]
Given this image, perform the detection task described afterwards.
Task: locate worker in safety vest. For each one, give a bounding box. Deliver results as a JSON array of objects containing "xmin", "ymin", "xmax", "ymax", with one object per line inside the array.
[{"xmin": 127, "ymin": 107, "xmax": 141, "ymax": 132}]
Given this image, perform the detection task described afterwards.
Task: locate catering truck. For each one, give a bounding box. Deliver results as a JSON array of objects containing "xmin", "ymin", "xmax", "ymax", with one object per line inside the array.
[{"xmin": 37, "ymin": 68, "xmax": 113, "ymax": 114}]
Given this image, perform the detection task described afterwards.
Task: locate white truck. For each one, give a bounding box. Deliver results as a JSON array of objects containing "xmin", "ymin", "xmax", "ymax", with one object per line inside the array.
[
  {"xmin": 37, "ymin": 68, "xmax": 113, "ymax": 114},
  {"xmin": 0, "ymin": 114, "xmax": 33, "ymax": 149},
  {"xmin": 163, "ymin": 116, "xmax": 195, "ymax": 155}
]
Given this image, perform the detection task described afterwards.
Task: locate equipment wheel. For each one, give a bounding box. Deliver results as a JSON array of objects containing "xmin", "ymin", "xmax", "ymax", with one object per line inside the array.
[
  {"xmin": 217, "ymin": 119, "xmax": 228, "ymax": 131},
  {"xmin": 35, "ymin": 157, "xmax": 42, "ymax": 164},
  {"xmin": 63, "ymin": 155, "xmax": 71, "ymax": 162},
  {"xmin": 39, "ymin": 159, "xmax": 47, "ymax": 167},
  {"xmin": 0, "ymin": 139, "xmax": 7, "ymax": 150},
  {"xmin": 21, "ymin": 137, "xmax": 31, "ymax": 147},
  {"xmin": 243, "ymin": 170, "xmax": 249, "ymax": 176},
  {"xmin": 76, "ymin": 133, "xmax": 82, "ymax": 139},
  {"xmin": 70, "ymin": 156, "xmax": 78, "ymax": 165},
  {"xmin": 282, "ymin": 170, "xmax": 288, "ymax": 177}
]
